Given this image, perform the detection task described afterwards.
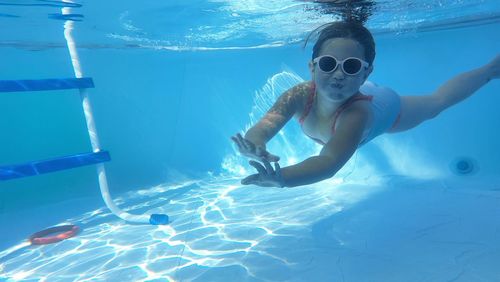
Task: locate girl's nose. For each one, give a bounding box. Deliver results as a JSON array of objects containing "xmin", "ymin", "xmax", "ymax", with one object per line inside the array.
[{"xmin": 331, "ymin": 66, "xmax": 345, "ymax": 80}]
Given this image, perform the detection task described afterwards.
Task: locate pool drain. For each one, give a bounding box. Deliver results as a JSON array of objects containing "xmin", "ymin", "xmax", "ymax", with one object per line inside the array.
[{"xmin": 450, "ymin": 157, "xmax": 479, "ymax": 176}]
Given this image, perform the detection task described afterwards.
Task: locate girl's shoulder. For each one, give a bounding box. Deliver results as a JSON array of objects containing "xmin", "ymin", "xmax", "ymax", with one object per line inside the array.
[
  {"xmin": 286, "ymin": 81, "xmax": 314, "ymax": 107},
  {"xmin": 281, "ymin": 81, "xmax": 314, "ymax": 117},
  {"xmin": 291, "ymin": 81, "xmax": 314, "ymax": 95}
]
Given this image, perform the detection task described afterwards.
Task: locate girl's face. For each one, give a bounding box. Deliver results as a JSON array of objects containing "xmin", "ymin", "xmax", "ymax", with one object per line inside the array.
[{"xmin": 309, "ymin": 38, "xmax": 373, "ymax": 103}]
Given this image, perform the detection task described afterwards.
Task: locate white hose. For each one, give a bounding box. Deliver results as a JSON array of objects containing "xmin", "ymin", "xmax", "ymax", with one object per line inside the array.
[{"xmin": 61, "ymin": 4, "xmax": 166, "ymax": 224}]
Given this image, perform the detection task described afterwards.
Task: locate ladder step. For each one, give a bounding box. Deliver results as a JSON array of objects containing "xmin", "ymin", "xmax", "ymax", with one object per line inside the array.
[
  {"xmin": 0, "ymin": 151, "xmax": 110, "ymax": 181},
  {"xmin": 0, "ymin": 77, "xmax": 94, "ymax": 92}
]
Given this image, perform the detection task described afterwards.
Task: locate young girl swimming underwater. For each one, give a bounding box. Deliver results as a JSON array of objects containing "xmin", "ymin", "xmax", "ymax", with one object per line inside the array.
[{"xmin": 232, "ymin": 21, "xmax": 500, "ymax": 188}]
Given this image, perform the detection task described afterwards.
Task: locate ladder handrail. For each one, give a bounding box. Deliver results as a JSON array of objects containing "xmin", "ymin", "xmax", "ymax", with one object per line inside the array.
[{"xmin": 0, "ymin": 77, "xmax": 94, "ymax": 92}]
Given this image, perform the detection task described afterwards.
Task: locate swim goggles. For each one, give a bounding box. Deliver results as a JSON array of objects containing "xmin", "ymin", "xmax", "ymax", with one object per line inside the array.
[{"xmin": 313, "ymin": 55, "xmax": 369, "ymax": 75}]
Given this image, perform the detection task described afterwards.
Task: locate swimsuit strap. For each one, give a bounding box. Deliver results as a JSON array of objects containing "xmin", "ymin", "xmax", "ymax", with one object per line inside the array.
[
  {"xmin": 298, "ymin": 83, "xmax": 316, "ymax": 125},
  {"xmin": 299, "ymin": 83, "xmax": 326, "ymax": 145},
  {"xmin": 390, "ymin": 113, "xmax": 402, "ymax": 130},
  {"xmin": 331, "ymin": 94, "xmax": 373, "ymax": 134},
  {"xmin": 298, "ymin": 85, "xmax": 373, "ymax": 145}
]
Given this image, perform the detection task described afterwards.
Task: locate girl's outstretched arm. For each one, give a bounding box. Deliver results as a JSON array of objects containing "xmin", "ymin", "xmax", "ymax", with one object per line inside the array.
[
  {"xmin": 280, "ymin": 105, "xmax": 370, "ymax": 187},
  {"xmin": 244, "ymin": 83, "xmax": 306, "ymax": 145},
  {"xmin": 232, "ymin": 83, "xmax": 307, "ymax": 162},
  {"xmin": 241, "ymin": 104, "xmax": 370, "ymax": 188}
]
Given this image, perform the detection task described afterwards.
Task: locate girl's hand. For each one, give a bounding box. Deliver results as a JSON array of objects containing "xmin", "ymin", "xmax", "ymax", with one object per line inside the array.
[
  {"xmin": 486, "ymin": 54, "xmax": 500, "ymax": 79},
  {"xmin": 231, "ymin": 133, "xmax": 280, "ymax": 162},
  {"xmin": 241, "ymin": 160, "xmax": 285, "ymax": 188}
]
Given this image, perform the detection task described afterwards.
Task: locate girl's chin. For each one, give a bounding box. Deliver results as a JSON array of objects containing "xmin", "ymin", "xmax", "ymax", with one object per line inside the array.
[
  {"xmin": 326, "ymin": 92, "xmax": 350, "ymax": 102},
  {"xmin": 329, "ymin": 93, "xmax": 345, "ymax": 100},
  {"xmin": 318, "ymin": 86, "xmax": 356, "ymax": 102}
]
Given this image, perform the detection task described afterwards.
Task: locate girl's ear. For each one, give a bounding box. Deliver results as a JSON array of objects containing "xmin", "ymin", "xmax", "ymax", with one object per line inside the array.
[
  {"xmin": 363, "ymin": 65, "xmax": 373, "ymax": 80},
  {"xmin": 309, "ymin": 61, "xmax": 314, "ymax": 77}
]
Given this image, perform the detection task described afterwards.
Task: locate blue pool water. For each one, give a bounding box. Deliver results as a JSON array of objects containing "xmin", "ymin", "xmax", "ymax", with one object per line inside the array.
[{"xmin": 1, "ymin": 1, "xmax": 500, "ymax": 281}]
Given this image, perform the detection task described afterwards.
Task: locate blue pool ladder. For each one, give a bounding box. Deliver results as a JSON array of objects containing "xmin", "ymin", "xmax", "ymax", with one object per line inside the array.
[{"xmin": 0, "ymin": 78, "xmax": 168, "ymax": 225}]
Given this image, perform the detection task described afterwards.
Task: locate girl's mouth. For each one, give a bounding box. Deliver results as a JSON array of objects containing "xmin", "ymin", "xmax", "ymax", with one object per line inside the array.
[{"xmin": 330, "ymin": 83, "xmax": 344, "ymax": 89}]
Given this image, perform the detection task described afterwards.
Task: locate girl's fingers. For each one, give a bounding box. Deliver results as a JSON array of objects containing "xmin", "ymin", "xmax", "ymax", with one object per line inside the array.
[
  {"xmin": 255, "ymin": 147, "xmax": 280, "ymax": 162},
  {"xmin": 267, "ymin": 154, "xmax": 280, "ymax": 162},
  {"xmin": 236, "ymin": 133, "xmax": 248, "ymax": 150},
  {"xmin": 233, "ymin": 134, "xmax": 280, "ymax": 162},
  {"xmin": 237, "ymin": 134, "xmax": 256, "ymax": 153},
  {"xmin": 262, "ymin": 160, "xmax": 274, "ymax": 174},
  {"xmin": 261, "ymin": 151, "xmax": 279, "ymax": 162},
  {"xmin": 274, "ymin": 162, "xmax": 281, "ymax": 172},
  {"xmin": 256, "ymin": 147, "xmax": 266, "ymax": 158},
  {"xmin": 241, "ymin": 174, "xmax": 258, "ymax": 185},
  {"xmin": 249, "ymin": 160, "xmax": 267, "ymax": 175},
  {"xmin": 231, "ymin": 136, "xmax": 243, "ymax": 150},
  {"xmin": 243, "ymin": 140, "xmax": 255, "ymax": 152}
]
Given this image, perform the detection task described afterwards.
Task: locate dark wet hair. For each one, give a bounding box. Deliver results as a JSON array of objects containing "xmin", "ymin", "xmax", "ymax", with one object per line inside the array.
[
  {"xmin": 314, "ymin": 0, "xmax": 375, "ymax": 25},
  {"xmin": 307, "ymin": 21, "xmax": 376, "ymax": 66}
]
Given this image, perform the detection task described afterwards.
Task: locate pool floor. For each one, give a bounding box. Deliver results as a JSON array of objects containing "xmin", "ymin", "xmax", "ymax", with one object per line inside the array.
[{"xmin": 1, "ymin": 175, "xmax": 499, "ymax": 281}]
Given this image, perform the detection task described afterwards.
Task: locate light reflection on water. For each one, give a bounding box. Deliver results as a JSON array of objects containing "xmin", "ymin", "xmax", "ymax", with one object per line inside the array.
[{"xmin": 0, "ymin": 176, "xmax": 383, "ymax": 281}]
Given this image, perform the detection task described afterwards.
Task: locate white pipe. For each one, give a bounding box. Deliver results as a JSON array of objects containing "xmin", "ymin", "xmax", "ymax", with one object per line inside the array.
[{"xmin": 61, "ymin": 3, "xmax": 166, "ymax": 224}]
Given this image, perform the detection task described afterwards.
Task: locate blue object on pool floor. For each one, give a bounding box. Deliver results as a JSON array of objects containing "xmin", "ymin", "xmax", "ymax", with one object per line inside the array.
[
  {"xmin": 0, "ymin": 151, "xmax": 111, "ymax": 181},
  {"xmin": 149, "ymin": 214, "xmax": 169, "ymax": 225}
]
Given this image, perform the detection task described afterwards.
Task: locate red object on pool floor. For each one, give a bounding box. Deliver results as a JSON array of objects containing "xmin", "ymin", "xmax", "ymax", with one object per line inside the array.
[{"xmin": 29, "ymin": 225, "xmax": 80, "ymax": 245}]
